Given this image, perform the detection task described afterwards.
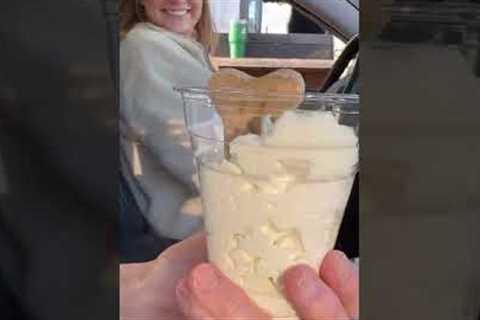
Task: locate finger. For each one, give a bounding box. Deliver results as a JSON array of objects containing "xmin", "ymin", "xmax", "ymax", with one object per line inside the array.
[
  {"xmin": 319, "ymin": 251, "xmax": 359, "ymax": 319},
  {"xmin": 282, "ymin": 264, "xmax": 350, "ymax": 320},
  {"xmin": 185, "ymin": 263, "xmax": 271, "ymax": 319},
  {"xmin": 162, "ymin": 231, "xmax": 208, "ymax": 266},
  {"xmin": 176, "ymin": 277, "xmax": 215, "ymax": 320}
]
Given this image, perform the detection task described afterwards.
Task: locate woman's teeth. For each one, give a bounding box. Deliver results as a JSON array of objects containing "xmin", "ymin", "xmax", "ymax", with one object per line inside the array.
[{"xmin": 165, "ymin": 9, "xmax": 189, "ymax": 16}]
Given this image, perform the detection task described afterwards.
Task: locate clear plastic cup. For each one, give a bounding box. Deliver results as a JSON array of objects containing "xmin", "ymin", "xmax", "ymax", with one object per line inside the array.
[{"xmin": 176, "ymin": 87, "xmax": 359, "ymax": 319}]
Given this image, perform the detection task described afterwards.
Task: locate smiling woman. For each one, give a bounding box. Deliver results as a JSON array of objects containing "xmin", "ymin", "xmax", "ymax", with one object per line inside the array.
[{"xmin": 119, "ymin": 0, "xmax": 219, "ymax": 261}]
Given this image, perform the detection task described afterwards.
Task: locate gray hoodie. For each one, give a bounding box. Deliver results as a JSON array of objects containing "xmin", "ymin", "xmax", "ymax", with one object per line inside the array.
[{"xmin": 120, "ymin": 23, "xmax": 213, "ymax": 239}]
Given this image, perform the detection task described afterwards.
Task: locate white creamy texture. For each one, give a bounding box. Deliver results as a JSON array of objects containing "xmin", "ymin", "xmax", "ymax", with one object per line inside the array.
[{"xmin": 199, "ymin": 111, "xmax": 358, "ymax": 318}]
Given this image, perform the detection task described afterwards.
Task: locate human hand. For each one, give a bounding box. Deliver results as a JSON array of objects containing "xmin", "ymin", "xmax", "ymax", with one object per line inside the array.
[
  {"xmin": 281, "ymin": 251, "xmax": 359, "ymax": 319},
  {"xmin": 176, "ymin": 250, "xmax": 359, "ymax": 320},
  {"xmin": 120, "ymin": 232, "xmax": 207, "ymax": 320}
]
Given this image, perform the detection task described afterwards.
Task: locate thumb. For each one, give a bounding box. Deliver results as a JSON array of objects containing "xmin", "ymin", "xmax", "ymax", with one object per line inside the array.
[{"xmin": 176, "ymin": 263, "xmax": 271, "ymax": 319}]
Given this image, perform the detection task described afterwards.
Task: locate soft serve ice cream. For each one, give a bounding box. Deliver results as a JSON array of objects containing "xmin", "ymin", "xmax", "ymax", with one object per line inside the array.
[{"xmin": 198, "ymin": 110, "xmax": 358, "ymax": 318}]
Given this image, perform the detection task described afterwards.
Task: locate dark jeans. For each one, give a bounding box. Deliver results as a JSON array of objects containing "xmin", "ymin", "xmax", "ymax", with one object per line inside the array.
[{"xmin": 119, "ymin": 173, "xmax": 178, "ymax": 263}]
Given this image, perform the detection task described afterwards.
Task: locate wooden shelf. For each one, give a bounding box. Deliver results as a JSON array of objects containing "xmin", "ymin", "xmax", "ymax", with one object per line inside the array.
[
  {"xmin": 214, "ymin": 33, "xmax": 334, "ymax": 59},
  {"xmin": 211, "ymin": 57, "xmax": 333, "ymax": 69}
]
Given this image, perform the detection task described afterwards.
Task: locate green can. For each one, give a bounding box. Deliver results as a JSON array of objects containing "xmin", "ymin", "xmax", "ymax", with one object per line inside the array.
[{"xmin": 228, "ymin": 19, "xmax": 247, "ymax": 58}]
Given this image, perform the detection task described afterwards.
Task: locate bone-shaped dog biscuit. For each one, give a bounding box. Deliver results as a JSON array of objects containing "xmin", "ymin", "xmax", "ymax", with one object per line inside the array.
[{"xmin": 208, "ymin": 68, "xmax": 306, "ymax": 144}]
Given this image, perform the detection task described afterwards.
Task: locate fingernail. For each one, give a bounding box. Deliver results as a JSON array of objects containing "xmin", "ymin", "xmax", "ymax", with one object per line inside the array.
[
  {"xmin": 296, "ymin": 268, "xmax": 320, "ymax": 293},
  {"xmin": 192, "ymin": 263, "xmax": 220, "ymax": 292},
  {"xmin": 284, "ymin": 265, "xmax": 321, "ymax": 295},
  {"xmin": 331, "ymin": 251, "xmax": 354, "ymax": 281},
  {"xmin": 333, "ymin": 250, "xmax": 348, "ymax": 260}
]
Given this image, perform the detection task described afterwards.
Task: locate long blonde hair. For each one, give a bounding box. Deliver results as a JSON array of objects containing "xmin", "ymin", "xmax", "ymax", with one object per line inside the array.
[{"xmin": 120, "ymin": 0, "xmax": 217, "ymax": 53}]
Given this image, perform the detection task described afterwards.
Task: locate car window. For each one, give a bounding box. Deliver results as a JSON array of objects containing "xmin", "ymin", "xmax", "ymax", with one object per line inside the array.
[
  {"xmin": 209, "ymin": 0, "xmax": 358, "ymax": 90},
  {"xmin": 211, "ymin": 1, "xmax": 338, "ymax": 60}
]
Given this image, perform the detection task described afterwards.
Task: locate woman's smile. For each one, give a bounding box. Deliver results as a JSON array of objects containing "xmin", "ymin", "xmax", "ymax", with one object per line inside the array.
[
  {"xmin": 161, "ymin": 7, "xmax": 191, "ymax": 17},
  {"xmin": 143, "ymin": 0, "xmax": 202, "ymax": 36}
]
